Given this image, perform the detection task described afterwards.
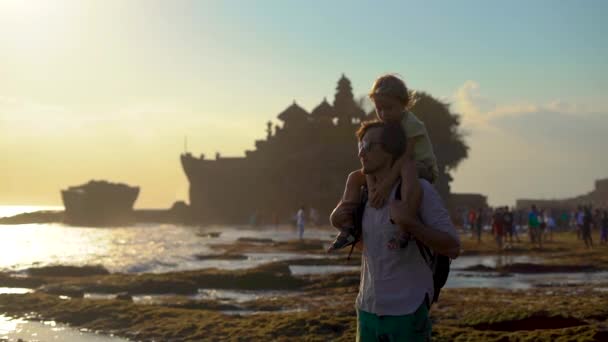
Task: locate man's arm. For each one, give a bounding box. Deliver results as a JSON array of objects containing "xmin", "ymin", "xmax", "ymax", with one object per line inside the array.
[{"xmin": 389, "ymin": 180, "xmax": 460, "ymax": 258}]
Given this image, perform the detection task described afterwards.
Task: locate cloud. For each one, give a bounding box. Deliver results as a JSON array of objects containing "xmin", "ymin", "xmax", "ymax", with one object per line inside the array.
[
  {"xmin": 452, "ymin": 80, "xmax": 608, "ymax": 131},
  {"xmin": 0, "ymin": 96, "xmax": 68, "ymax": 120},
  {"xmin": 449, "ymin": 81, "xmax": 608, "ymax": 205}
]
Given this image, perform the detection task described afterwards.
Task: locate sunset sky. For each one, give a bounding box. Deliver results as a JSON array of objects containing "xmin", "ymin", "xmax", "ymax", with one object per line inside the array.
[{"xmin": 1, "ymin": 0, "xmax": 607, "ymax": 208}]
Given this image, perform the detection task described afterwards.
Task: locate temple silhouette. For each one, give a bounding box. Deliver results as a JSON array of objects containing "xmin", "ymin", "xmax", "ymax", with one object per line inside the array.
[{"xmin": 181, "ymin": 75, "xmax": 469, "ymax": 224}]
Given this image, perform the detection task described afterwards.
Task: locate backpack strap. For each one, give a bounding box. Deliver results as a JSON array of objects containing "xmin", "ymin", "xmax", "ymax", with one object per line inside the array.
[{"xmin": 415, "ymin": 239, "xmax": 433, "ymax": 266}]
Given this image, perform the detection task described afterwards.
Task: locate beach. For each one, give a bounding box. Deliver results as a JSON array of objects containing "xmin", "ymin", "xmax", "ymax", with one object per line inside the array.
[{"xmin": 0, "ymin": 216, "xmax": 606, "ymax": 341}]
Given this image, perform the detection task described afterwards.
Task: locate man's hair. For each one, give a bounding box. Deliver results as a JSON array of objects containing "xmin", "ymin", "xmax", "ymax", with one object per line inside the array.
[
  {"xmin": 368, "ymin": 74, "xmax": 409, "ymax": 107},
  {"xmin": 356, "ymin": 120, "xmax": 407, "ymax": 163}
]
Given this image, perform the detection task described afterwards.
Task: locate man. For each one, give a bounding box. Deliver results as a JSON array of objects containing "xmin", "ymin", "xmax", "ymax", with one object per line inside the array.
[{"xmin": 330, "ymin": 120, "xmax": 460, "ymax": 341}]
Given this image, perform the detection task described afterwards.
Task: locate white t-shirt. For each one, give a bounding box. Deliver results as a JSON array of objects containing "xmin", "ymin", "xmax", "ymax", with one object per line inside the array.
[
  {"xmin": 356, "ymin": 180, "xmax": 459, "ymax": 316},
  {"xmin": 577, "ymin": 212, "xmax": 585, "ymax": 225},
  {"xmin": 296, "ymin": 209, "xmax": 305, "ymax": 226}
]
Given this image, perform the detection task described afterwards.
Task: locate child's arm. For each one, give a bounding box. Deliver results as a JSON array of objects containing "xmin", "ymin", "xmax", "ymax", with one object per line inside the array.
[
  {"xmin": 401, "ymin": 156, "xmax": 422, "ymax": 219},
  {"xmin": 329, "ymin": 170, "xmax": 366, "ymax": 229},
  {"xmin": 369, "ymin": 137, "xmax": 418, "ymax": 208}
]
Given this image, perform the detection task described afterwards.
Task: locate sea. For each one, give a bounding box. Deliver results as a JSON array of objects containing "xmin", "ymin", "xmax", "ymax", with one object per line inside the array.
[{"xmin": 0, "ymin": 205, "xmax": 605, "ymax": 341}]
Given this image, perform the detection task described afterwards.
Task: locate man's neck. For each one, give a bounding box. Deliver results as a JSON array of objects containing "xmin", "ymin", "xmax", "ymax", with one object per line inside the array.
[{"xmin": 371, "ymin": 166, "xmax": 392, "ymax": 186}]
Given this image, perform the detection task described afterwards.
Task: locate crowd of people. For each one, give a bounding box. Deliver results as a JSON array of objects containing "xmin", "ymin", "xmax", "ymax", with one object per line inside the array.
[{"xmin": 459, "ymin": 205, "xmax": 608, "ymax": 249}]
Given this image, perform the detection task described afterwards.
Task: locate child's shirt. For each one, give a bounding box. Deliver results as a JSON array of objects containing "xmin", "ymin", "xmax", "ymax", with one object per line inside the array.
[{"xmin": 400, "ymin": 111, "xmax": 439, "ymax": 180}]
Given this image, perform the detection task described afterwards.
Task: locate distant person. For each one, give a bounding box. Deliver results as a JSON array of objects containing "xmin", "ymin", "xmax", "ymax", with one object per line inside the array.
[
  {"xmin": 475, "ymin": 208, "xmax": 484, "ymax": 243},
  {"xmin": 600, "ymin": 210, "xmax": 608, "ymax": 245},
  {"xmin": 528, "ymin": 205, "xmax": 541, "ymax": 248},
  {"xmin": 492, "ymin": 207, "xmax": 504, "ymax": 250},
  {"xmin": 560, "ymin": 211, "xmax": 570, "ymax": 230},
  {"xmin": 593, "ymin": 208, "xmax": 602, "ymax": 233},
  {"xmin": 309, "ymin": 207, "xmax": 320, "ymax": 227},
  {"xmin": 461, "ymin": 208, "xmax": 469, "ymax": 230},
  {"xmin": 296, "ymin": 205, "xmax": 306, "ymax": 239},
  {"xmin": 576, "ymin": 206, "xmax": 585, "ymax": 240},
  {"xmin": 582, "ymin": 206, "xmax": 593, "ymax": 248},
  {"xmin": 516, "ymin": 209, "xmax": 525, "ymax": 236},
  {"xmin": 569, "ymin": 210, "xmax": 578, "ymax": 233},
  {"xmin": 468, "ymin": 209, "xmax": 477, "ymax": 233},
  {"xmin": 503, "ymin": 207, "xmax": 516, "ymax": 245},
  {"xmin": 328, "ymin": 74, "xmax": 438, "ymax": 252},
  {"xmin": 546, "ymin": 211, "xmax": 556, "ymax": 242},
  {"xmin": 330, "ymin": 120, "xmax": 459, "ymax": 341},
  {"xmin": 538, "ymin": 209, "xmax": 547, "ymax": 242}
]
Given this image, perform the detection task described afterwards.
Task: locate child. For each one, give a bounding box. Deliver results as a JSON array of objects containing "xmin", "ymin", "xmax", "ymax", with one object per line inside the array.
[{"xmin": 328, "ymin": 74, "xmax": 439, "ymax": 251}]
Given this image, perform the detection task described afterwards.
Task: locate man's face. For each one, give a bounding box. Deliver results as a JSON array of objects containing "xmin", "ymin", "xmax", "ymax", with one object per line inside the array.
[
  {"xmin": 358, "ymin": 127, "xmax": 391, "ymax": 175},
  {"xmin": 373, "ymin": 95, "xmax": 403, "ymax": 123}
]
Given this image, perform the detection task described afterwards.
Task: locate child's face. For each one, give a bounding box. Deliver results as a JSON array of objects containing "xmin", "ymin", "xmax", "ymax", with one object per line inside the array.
[{"xmin": 372, "ymin": 95, "xmax": 404, "ymax": 123}]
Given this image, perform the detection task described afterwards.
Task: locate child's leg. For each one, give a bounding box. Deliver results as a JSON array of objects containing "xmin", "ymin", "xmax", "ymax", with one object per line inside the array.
[
  {"xmin": 392, "ymin": 159, "xmax": 422, "ymax": 247},
  {"xmin": 330, "ymin": 170, "xmax": 366, "ymax": 231},
  {"xmin": 329, "ymin": 201, "xmax": 356, "ymax": 232}
]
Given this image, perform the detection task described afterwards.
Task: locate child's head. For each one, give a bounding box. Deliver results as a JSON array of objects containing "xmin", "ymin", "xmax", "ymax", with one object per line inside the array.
[{"xmin": 369, "ymin": 74, "xmax": 409, "ymax": 123}]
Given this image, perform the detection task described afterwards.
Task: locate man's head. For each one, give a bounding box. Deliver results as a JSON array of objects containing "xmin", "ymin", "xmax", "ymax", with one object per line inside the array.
[
  {"xmin": 369, "ymin": 74, "xmax": 409, "ymax": 123},
  {"xmin": 356, "ymin": 120, "xmax": 407, "ymax": 175}
]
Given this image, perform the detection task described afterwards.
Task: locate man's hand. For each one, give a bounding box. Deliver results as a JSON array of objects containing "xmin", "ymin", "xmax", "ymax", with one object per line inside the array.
[
  {"xmin": 389, "ymin": 199, "xmax": 420, "ymax": 231},
  {"xmin": 369, "ymin": 179, "xmax": 392, "ymax": 208}
]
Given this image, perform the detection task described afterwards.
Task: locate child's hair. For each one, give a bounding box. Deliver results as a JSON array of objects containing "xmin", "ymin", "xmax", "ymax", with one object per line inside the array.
[{"xmin": 368, "ymin": 74, "xmax": 409, "ymax": 107}]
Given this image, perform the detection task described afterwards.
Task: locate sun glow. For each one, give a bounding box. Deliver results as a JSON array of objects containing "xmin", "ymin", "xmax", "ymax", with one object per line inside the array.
[
  {"xmin": 0, "ymin": 0, "xmax": 56, "ymax": 17},
  {"xmin": 0, "ymin": 0, "xmax": 75, "ymax": 46}
]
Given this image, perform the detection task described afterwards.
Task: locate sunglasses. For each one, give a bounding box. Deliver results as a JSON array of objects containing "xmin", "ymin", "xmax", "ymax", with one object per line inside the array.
[{"xmin": 358, "ymin": 140, "xmax": 383, "ymax": 154}]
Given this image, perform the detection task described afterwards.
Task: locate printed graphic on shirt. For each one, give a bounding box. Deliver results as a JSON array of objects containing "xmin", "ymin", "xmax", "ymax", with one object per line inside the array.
[{"xmin": 387, "ymin": 232, "xmax": 412, "ymax": 250}]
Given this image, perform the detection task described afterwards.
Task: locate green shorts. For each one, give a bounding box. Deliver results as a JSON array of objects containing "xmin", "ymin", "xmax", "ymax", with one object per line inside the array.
[{"xmin": 357, "ymin": 301, "xmax": 432, "ymax": 342}]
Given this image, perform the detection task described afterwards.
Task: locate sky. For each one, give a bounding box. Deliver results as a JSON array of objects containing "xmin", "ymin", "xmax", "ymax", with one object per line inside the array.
[{"xmin": 0, "ymin": 0, "xmax": 607, "ymax": 208}]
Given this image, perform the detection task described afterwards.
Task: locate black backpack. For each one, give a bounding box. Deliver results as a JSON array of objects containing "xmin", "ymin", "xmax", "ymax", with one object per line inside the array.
[{"xmin": 347, "ymin": 182, "xmax": 451, "ymax": 305}]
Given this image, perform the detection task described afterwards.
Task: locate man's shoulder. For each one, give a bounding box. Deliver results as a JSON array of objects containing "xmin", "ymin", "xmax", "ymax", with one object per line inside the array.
[
  {"xmin": 418, "ymin": 179, "xmax": 443, "ymax": 207},
  {"xmin": 418, "ymin": 178, "xmax": 435, "ymax": 194}
]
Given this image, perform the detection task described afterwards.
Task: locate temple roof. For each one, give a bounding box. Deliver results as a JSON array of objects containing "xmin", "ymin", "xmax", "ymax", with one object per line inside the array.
[
  {"xmin": 277, "ymin": 101, "xmax": 310, "ymax": 122},
  {"xmin": 310, "ymin": 97, "xmax": 335, "ymax": 120},
  {"xmin": 337, "ymin": 73, "xmax": 351, "ymax": 89}
]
